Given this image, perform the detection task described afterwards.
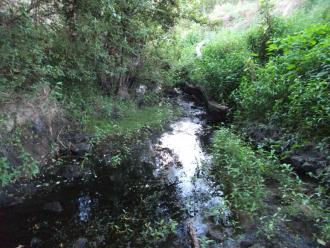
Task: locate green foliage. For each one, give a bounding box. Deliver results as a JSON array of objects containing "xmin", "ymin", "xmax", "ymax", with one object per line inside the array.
[
  {"xmin": 287, "ymin": 0, "xmax": 330, "ymax": 33},
  {"xmin": 108, "ymin": 198, "xmax": 178, "ymax": 246},
  {"xmin": 154, "ymin": 21, "xmax": 206, "ymax": 86},
  {"xmin": 212, "ymin": 128, "xmax": 265, "ymax": 214},
  {"xmin": 90, "ymin": 103, "xmax": 175, "ymax": 142},
  {"xmin": 140, "ymin": 219, "xmax": 178, "ymax": 245},
  {"xmin": 0, "ymin": 146, "xmax": 39, "ymax": 187},
  {"xmin": 63, "ymin": 85, "xmax": 176, "ymax": 145},
  {"xmin": 235, "ymin": 23, "xmax": 330, "ymax": 138},
  {"xmin": 258, "ymin": 208, "xmax": 287, "ymax": 240},
  {"xmin": 246, "ymin": 16, "xmax": 286, "ymax": 63},
  {"xmin": 0, "ymin": 0, "xmax": 181, "ymax": 96},
  {"xmin": 211, "ymin": 128, "xmax": 330, "ymax": 241},
  {"xmin": 0, "ymin": 12, "xmax": 48, "ymax": 91},
  {"xmin": 193, "ymin": 31, "xmax": 248, "ymax": 103},
  {"xmin": 246, "ymin": 0, "xmax": 282, "ymax": 63},
  {"xmin": 198, "ymin": 237, "xmax": 216, "ymax": 248},
  {"xmin": 0, "ymin": 157, "xmax": 16, "ymax": 187}
]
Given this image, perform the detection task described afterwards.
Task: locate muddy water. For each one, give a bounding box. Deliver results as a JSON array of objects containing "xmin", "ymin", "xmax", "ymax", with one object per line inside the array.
[{"xmin": 0, "ymin": 96, "xmax": 227, "ymax": 248}]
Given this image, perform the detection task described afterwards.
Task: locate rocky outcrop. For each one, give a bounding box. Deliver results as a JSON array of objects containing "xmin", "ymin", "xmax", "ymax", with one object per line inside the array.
[
  {"xmin": 179, "ymin": 83, "xmax": 229, "ymax": 123},
  {"xmin": 285, "ymin": 146, "xmax": 328, "ymax": 175},
  {"xmin": 59, "ymin": 132, "xmax": 92, "ymax": 156}
]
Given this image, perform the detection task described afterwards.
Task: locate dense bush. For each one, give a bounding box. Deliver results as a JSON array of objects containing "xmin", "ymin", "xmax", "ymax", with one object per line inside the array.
[
  {"xmin": 235, "ymin": 24, "xmax": 330, "ymax": 138},
  {"xmin": 0, "ymin": 13, "xmax": 48, "ymax": 92},
  {"xmin": 0, "ymin": 0, "xmax": 180, "ymax": 97},
  {"xmin": 192, "ymin": 31, "xmax": 248, "ymax": 103}
]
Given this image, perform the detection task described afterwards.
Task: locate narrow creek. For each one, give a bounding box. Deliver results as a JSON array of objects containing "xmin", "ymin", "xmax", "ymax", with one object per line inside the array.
[
  {"xmin": 154, "ymin": 97, "xmax": 229, "ymax": 243},
  {"xmin": 0, "ymin": 95, "xmax": 229, "ymax": 248}
]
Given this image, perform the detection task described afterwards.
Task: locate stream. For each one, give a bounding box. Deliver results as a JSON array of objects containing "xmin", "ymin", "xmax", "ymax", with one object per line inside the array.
[
  {"xmin": 154, "ymin": 98, "xmax": 229, "ymax": 240},
  {"xmin": 0, "ymin": 95, "xmax": 229, "ymax": 248}
]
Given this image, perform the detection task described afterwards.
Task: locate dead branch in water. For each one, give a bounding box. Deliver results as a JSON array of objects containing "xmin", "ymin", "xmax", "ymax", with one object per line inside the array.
[{"xmin": 188, "ymin": 222, "xmax": 200, "ymax": 248}]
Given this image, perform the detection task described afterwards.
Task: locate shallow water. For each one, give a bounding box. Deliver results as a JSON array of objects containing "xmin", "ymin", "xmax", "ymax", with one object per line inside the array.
[
  {"xmin": 0, "ymin": 96, "xmax": 227, "ymax": 247},
  {"xmin": 154, "ymin": 99, "xmax": 228, "ymax": 239}
]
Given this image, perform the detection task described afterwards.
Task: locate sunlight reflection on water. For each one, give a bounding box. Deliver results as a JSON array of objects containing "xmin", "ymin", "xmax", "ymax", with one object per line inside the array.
[{"xmin": 154, "ymin": 98, "xmax": 228, "ymax": 235}]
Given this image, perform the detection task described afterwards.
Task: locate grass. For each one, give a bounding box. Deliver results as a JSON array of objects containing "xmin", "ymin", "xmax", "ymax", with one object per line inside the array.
[
  {"xmin": 88, "ymin": 104, "xmax": 176, "ymax": 138},
  {"xmin": 63, "ymin": 85, "xmax": 178, "ymax": 141}
]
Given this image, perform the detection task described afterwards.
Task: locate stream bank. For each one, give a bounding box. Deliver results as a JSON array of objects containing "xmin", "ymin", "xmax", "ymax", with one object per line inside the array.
[
  {"xmin": 0, "ymin": 93, "xmax": 230, "ymax": 248},
  {"xmin": 0, "ymin": 92, "xmax": 326, "ymax": 248}
]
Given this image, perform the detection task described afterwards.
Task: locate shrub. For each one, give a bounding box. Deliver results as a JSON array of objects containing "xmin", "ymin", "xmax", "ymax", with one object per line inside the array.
[
  {"xmin": 235, "ymin": 23, "xmax": 330, "ymax": 139},
  {"xmin": 193, "ymin": 31, "xmax": 248, "ymax": 104},
  {"xmin": 212, "ymin": 128, "xmax": 266, "ymax": 214},
  {"xmin": 211, "ymin": 128, "xmax": 330, "ymax": 241}
]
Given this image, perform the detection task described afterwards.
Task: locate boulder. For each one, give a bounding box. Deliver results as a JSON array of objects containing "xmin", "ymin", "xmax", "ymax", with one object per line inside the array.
[
  {"xmin": 58, "ymin": 132, "xmax": 92, "ymax": 156},
  {"xmin": 207, "ymin": 224, "xmax": 225, "ymax": 241},
  {"xmin": 207, "ymin": 101, "xmax": 229, "ymax": 124},
  {"xmin": 70, "ymin": 143, "xmax": 92, "ymax": 156},
  {"xmin": 286, "ymin": 148, "xmax": 327, "ymax": 175},
  {"xmin": 0, "ymin": 192, "xmax": 17, "ymax": 206},
  {"xmin": 237, "ymin": 212, "xmax": 256, "ymax": 231}
]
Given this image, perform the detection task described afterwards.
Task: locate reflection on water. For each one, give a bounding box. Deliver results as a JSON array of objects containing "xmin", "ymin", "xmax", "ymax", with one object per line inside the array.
[
  {"xmin": 154, "ymin": 98, "xmax": 228, "ymax": 237},
  {"xmin": 0, "ymin": 96, "xmax": 228, "ymax": 247},
  {"xmin": 78, "ymin": 195, "xmax": 92, "ymax": 222}
]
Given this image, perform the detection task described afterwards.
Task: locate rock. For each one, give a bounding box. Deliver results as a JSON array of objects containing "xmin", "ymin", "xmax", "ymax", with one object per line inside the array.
[
  {"xmin": 207, "ymin": 225, "xmax": 225, "ymax": 241},
  {"xmin": 180, "ymin": 83, "xmax": 229, "ymax": 123},
  {"xmin": 32, "ymin": 118, "xmax": 45, "ymax": 133},
  {"xmin": 207, "ymin": 101, "xmax": 229, "ymax": 123},
  {"xmin": 237, "ymin": 212, "xmax": 256, "ymax": 231},
  {"xmin": 289, "ymin": 155, "xmax": 305, "ymax": 167},
  {"xmin": 73, "ymin": 238, "xmax": 88, "ymax": 248},
  {"xmin": 286, "ymin": 149, "xmax": 327, "ymax": 175},
  {"xmin": 249, "ymin": 244, "xmax": 265, "ymax": 248},
  {"xmin": 180, "ymin": 83, "xmax": 207, "ymax": 105},
  {"xmin": 136, "ymin": 85, "xmax": 147, "ymax": 95},
  {"xmin": 301, "ymin": 161, "xmax": 317, "ymax": 173},
  {"xmin": 63, "ymin": 132, "xmax": 88, "ymax": 144},
  {"xmin": 58, "ymin": 132, "xmax": 91, "ymax": 156},
  {"xmin": 70, "ymin": 143, "xmax": 92, "ymax": 156},
  {"xmin": 0, "ymin": 192, "xmax": 17, "ymax": 206},
  {"xmin": 240, "ymin": 240, "xmax": 254, "ymax": 248},
  {"xmin": 30, "ymin": 237, "xmax": 43, "ymax": 248},
  {"xmin": 164, "ymin": 87, "xmax": 180, "ymax": 97},
  {"xmin": 43, "ymin": 201, "xmax": 63, "ymax": 213}
]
